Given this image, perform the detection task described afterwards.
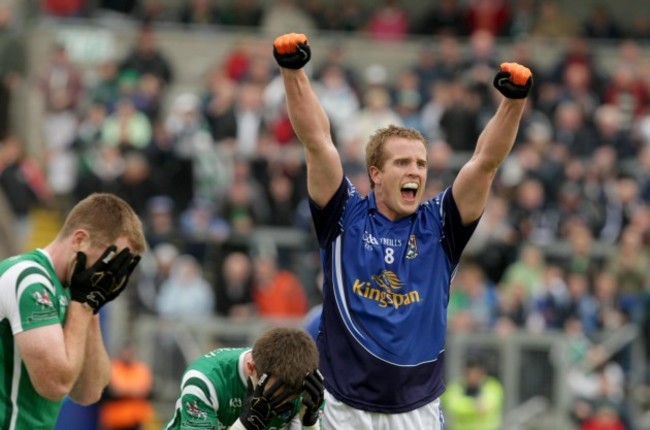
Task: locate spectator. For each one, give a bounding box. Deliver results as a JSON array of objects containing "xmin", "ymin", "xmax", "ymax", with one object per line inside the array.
[
  {"xmin": 235, "ymin": 83, "xmax": 266, "ymax": 157},
  {"xmin": 593, "ymin": 271, "xmax": 637, "ymax": 331},
  {"xmin": 602, "ymin": 65, "xmax": 648, "ymax": 130},
  {"xmin": 439, "ymin": 79, "xmax": 482, "ymax": 152},
  {"xmin": 74, "ymin": 102, "xmax": 109, "ymax": 200},
  {"xmin": 442, "ymin": 356, "xmax": 505, "ymax": 430},
  {"xmin": 606, "ymin": 225, "xmax": 648, "ymax": 299},
  {"xmin": 464, "ymin": 0, "xmax": 510, "ymax": 37},
  {"xmin": 221, "ymin": 157, "xmax": 269, "ymax": 235},
  {"xmin": 215, "ymin": 251, "xmax": 256, "ymax": 319},
  {"xmin": 119, "ymin": 24, "xmax": 174, "ymax": 87},
  {"xmin": 178, "ymin": 0, "xmax": 221, "ymax": 26},
  {"xmin": 344, "ymin": 86, "xmax": 402, "ymax": 163},
  {"xmin": 178, "ymin": 198, "xmax": 230, "ymax": 263},
  {"xmin": 530, "ymin": 0, "xmax": 580, "ymax": 38},
  {"xmin": 567, "ymin": 346, "xmax": 626, "ymax": 427},
  {"xmin": 464, "ymin": 196, "xmax": 517, "ymax": 283},
  {"xmin": 582, "ymin": 4, "xmax": 622, "ymax": 39},
  {"xmin": 134, "ymin": 242, "xmax": 179, "ymax": 314},
  {"xmin": 43, "ymin": 0, "xmax": 86, "ymax": 17},
  {"xmin": 507, "ymin": 0, "xmax": 535, "ymax": 38},
  {"xmin": 265, "ymin": 170, "xmax": 299, "ymax": 227},
  {"xmin": 500, "ymin": 244, "xmax": 545, "ymax": 301},
  {"xmin": 314, "ymin": 64, "xmax": 360, "ymax": 146},
  {"xmin": 38, "ymin": 43, "xmax": 83, "ymax": 210},
  {"xmin": 156, "ymin": 254, "xmax": 215, "ymax": 320},
  {"xmin": 100, "ymin": 97, "xmax": 153, "ymax": 150},
  {"xmin": 87, "ymin": 60, "xmax": 120, "ymax": 108},
  {"xmin": 143, "ymin": 196, "xmax": 184, "ymax": 250},
  {"xmin": 112, "ymin": 151, "xmax": 159, "ymax": 217},
  {"xmin": 448, "ymin": 262, "xmax": 499, "ymax": 332},
  {"xmin": 99, "ymin": 0, "xmax": 137, "ymax": 14},
  {"xmin": 252, "ymin": 251, "xmax": 308, "ymax": 318},
  {"xmin": 99, "ymin": 341, "xmax": 156, "ymax": 430},
  {"xmin": 220, "ymin": 0, "xmax": 263, "ymax": 27},
  {"xmin": 415, "ymin": 0, "xmax": 467, "ymax": 36},
  {"xmin": 201, "ymin": 70, "xmax": 238, "ymax": 142},
  {"xmin": 260, "ymin": 0, "xmax": 316, "ymax": 37},
  {"xmin": 580, "ymin": 402, "xmax": 626, "ymax": 430},
  {"xmin": 165, "ymin": 92, "xmax": 230, "ymax": 204},
  {"xmin": 365, "ymin": 0, "xmax": 410, "ymax": 41},
  {"xmin": 0, "ymin": 135, "xmax": 51, "ymax": 250},
  {"xmin": 0, "ymin": 5, "xmax": 25, "ymax": 140}
]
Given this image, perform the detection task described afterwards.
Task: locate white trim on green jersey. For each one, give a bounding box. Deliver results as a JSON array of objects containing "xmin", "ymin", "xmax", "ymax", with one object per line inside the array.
[{"xmin": 0, "ymin": 249, "xmax": 69, "ymax": 429}]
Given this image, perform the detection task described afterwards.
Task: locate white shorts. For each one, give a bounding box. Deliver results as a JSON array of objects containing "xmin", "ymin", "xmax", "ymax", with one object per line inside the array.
[{"xmin": 322, "ymin": 391, "xmax": 444, "ymax": 430}]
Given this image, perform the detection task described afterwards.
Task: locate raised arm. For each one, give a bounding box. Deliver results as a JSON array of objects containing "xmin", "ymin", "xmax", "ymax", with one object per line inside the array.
[
  {"xmin": 452, "ymin": 63, "xmax": 532, "ymax": 224},
  {"xmin": 273, "ymin": 33, "xmax": 343, "ymax": 208}
]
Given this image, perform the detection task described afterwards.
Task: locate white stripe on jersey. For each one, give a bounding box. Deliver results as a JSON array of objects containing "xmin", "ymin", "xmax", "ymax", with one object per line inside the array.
[
  {"xmin": 332, "ymin": 237, "xmax": 366, "ymax": 341},
  {"xmin": 181, "ymin": 385, "xmax": 212, "ymax": 409},
  {"xmin": 9, "ymin": 342, "xmax": 22, "ymax": 430},
  {"xmin": 0, "ymin": 261, "xmax": 55, "ymax": 333},
  {"xmin": 182, "ymin": 369, "xmax": 219, "ymax": 412}
]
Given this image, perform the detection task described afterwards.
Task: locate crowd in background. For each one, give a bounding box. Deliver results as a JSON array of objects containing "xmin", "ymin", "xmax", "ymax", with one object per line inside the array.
[{"xmin": 0, "ymin": 0, "xmax": 649, "ymax": 428}]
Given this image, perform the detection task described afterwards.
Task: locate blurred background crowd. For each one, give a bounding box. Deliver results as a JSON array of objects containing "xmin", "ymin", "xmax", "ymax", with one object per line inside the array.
[{"xmin": 0, "ymin": 0, "xmax": 649, "ymax": 429}]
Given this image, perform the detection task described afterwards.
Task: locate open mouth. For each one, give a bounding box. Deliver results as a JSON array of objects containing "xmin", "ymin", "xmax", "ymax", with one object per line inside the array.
[{"xmin": 401, "ymin": 182, "xmax": 418, "ymax": 200}]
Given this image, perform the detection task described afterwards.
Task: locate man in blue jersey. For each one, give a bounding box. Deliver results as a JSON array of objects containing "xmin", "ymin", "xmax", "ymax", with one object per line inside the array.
[
  {"xmin": 272, "ymin": 33, "xmax": 532, "ymax": 429},
  {"xmin": 0, "ymin": 193, "xmax": 144, "ymax": 428}
]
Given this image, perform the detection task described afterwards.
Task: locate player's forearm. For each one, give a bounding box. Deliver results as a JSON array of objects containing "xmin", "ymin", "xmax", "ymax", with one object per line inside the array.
[
  {"xmin": 53, "ymin": 302, "xmax": 94, "ymax": 396},
  {"xmin": 281, "ymin": 68, "xmax": 332, "ymax": 153},
  {"xmin": 472, "ymin": 98, "xmax": 525, "ymax": 172},
  {"xmin": 69, "ymin": 316, "xmax": 111, "ymax": 405}
]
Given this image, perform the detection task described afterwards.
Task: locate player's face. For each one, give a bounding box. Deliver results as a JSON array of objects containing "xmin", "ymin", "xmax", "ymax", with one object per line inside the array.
[{"xmin": 371, "ymin": 137, "xmax": 427, "ymax": 220}]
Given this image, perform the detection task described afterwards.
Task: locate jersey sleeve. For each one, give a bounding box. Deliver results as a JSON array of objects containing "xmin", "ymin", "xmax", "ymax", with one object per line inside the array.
[
  {"xmin": 309, "ymin": 177, "xmax": 351, "ymax": 248},
  {"xmin": 0, "ymin": 264, "xmax": 61, "ymax": 334},
  {"xmin": 440, "ymin": 186, "xmax": 481, "ymax": 264},
  {"xmin": 176, "ymin": 370, "xmax": 220, "ymax": 429}
]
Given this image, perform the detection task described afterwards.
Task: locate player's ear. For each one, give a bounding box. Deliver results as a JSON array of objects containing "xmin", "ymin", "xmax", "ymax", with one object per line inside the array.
[
  {"xmin": 369, "ymin": 165, "xmax": 381, "ymax": 187},
  {"xmin": 246, "ymin": 360, "xmax": 257, "ymax": 380},
  {"xmin": 71, "ymin": 229, "xmax": 91, "ymax": 253}
]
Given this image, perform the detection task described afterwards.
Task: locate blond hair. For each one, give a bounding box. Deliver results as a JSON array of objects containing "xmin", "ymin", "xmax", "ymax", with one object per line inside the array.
[
  {"xmin": 365, "ymin": 125, "xmax": 427, "ymax": 189},
  {"xmin": 58, "ymin": 193, "xmax": 146, "ymax": 254}
]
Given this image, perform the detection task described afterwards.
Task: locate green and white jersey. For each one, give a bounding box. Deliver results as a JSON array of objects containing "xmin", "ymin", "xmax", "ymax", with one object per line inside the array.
[
  {"xmin": 164, "ymin": 348, "xmax": 302, "ymax": 430},
  {"xmin": 0, "ymin": 249, "xmax": 70, "ymax": 430}
]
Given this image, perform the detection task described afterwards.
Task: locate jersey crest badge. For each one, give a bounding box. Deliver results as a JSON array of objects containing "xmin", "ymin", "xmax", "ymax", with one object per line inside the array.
[
  {"xmin": 33, "ymin": 290, "xmax": 53, "ymax": 309},
  {"xmin": 406, "ymin": 235, "xmax": 418, "ymax": 259},
  {"xmin": 185, "ymin": 401, "xmax": 207, "ymax": 420}
]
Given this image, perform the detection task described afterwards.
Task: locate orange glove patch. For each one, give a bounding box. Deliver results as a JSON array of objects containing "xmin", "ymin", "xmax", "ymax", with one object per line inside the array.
[
  {"xmin": 273, "ymin": 33, "xmax": 309, "ymax": 55},
  {"xmin": 500, "ymin": 62, "xmax": 532, "ymax": 86}
]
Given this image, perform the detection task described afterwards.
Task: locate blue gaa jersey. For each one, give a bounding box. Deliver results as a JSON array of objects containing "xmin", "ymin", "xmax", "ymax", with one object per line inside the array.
[{"xmin": 309, "ymin": 178, "xmax": 479, "ymax": 414}]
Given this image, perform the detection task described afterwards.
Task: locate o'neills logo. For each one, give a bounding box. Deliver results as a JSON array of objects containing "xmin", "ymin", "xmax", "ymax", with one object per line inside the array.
[{"xmin": 352, "ymin": 270, "xmax": 421, "ymax": 309}]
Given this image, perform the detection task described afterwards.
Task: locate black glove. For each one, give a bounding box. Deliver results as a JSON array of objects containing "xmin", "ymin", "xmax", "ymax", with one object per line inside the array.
[
  {"xmin": 240, "ymin": 374, "xmax": 295, "ymax": 430},
  {"xmin": 493, "ymin": 62, "xmax": 533, "ymax": 99},
  {"xmin": 302, "ymin": 370, "xmax": 324, "ymax": 426},
  {"xmin": 273, "ymin": 33, "xmax": 311, "ymax": 70},
  {"xmin": 70, "ymin": 245, "xmax": 140, "ymax": 314}
]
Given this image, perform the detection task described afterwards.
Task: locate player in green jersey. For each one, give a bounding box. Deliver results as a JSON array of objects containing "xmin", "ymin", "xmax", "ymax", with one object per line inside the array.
[
  {"xmin": 0, "ymin": 193, "xmax": 145, "ymax": 429},
  {"xmin": 164, "ymin": 326, "xmax": 325, "ymax": 430}
]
